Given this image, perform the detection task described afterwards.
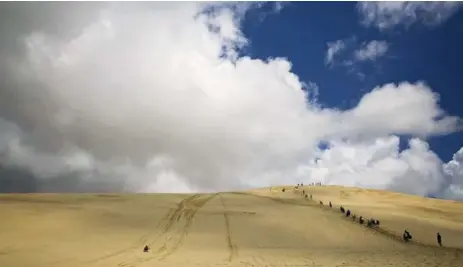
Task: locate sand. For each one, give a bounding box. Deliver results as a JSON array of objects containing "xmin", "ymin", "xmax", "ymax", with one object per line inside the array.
[{"xmin": 1, "ymin": 186, "xmax": 462, "ymax": 267}]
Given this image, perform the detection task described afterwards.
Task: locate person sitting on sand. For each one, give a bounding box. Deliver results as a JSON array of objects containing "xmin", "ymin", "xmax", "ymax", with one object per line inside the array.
[
  {"xmin": 437, "ymin": 232, "xmax": 442, "ymax": 246},
  {"xmin": 144, "ymin": 245, "xmax": 150, "ymax": 252}
]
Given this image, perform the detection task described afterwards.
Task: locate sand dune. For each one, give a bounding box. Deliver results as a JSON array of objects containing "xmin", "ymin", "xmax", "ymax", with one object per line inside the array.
[{"xmin": 1, "ymin": 186, "xmax": 462, "ymax": 267}]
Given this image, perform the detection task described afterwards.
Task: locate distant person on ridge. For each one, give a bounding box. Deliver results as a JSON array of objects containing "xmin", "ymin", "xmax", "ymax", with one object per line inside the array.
[{"xmin": 437, "ymin": 232, "xmax": 442, "ymax": 246}]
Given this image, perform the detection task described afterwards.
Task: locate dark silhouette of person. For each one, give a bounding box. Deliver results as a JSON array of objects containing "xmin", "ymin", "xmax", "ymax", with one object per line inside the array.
[
  {"xmin": 346, "ymin": 209, "xmax": 351, "ymax": 217},
  {"xmin": 367, "ymin": 218, "xmax": 377, "ymax": 227},
  {"xmin": 329, "ymin": 201, "xmax": 332, "ymax": 208},
  {"xmin": 144, "ymin": 245, "xmax": 150, "ymax": 252},
  {"xmin": 437, "ymin": 232, "xmax": 442, "ymax": 246},
  {"xmin": 359, "ymin": 216, "xmax": 364, "ymax": 224},
  {"xmin": 367, "ymin": 218, "xmax": 376, "ymax": 227},
  {"xmin": 403, "ymin": 230, "xmax": 412, "ymax": 242}
]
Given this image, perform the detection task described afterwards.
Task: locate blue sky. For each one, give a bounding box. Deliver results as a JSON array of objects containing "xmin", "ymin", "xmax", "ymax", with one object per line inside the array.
[{"xmin": 239, "ymin": 1, "xmax": 462, "ymax": 162}]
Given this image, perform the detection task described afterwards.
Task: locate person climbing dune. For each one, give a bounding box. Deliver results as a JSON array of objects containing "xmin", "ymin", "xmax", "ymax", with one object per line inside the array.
[
  {"xmin": 403, "ymin": 230, "xmax": 412, "ymax": 242},
  {"xmin": 437, "ymin": 232, "xmax": 442, "ymax": 246}
]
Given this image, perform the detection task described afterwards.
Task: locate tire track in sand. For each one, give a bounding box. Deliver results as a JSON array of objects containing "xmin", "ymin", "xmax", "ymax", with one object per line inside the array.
[
  {"xmin": 220, "ymin": 194, "xmax": 238, "ymax": 262},
  {"xmin": 117, "ymin": 193, "xmax": 217, "ymax": 266},
  {"xmin": 155, "ymin": 194, "xmax": 216, "ymax": 260},
  {"xmin": 80, "ymin": 194, "xmax": 212, "ymax": 267},
  {"xmin": 72, "ymin": 206, "xmax": 177, "ymax": 266}
]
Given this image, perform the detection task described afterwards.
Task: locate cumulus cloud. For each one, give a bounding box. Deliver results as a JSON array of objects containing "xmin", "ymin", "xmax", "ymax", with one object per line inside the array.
[
  {"xmin": 299, "ymin": 136, "xmax": 463, "ymax": 200},
  {"xmin": 357, "ymin": 1, "xmax": 463, "ymax": 30},
  {"xmin": 442, "ymin": 148, "xmax": 463, "ymax": 198},
  {"xmin": 354, "ymin": 40, "xmax": 388, "ymax": 62},
  {"xmin": 0, "ymin": 2, "xmax": 462, "ymax": 199},
  {"xmin": 339, "ymin": 82, "xmax": 461, "ymax": 138}
]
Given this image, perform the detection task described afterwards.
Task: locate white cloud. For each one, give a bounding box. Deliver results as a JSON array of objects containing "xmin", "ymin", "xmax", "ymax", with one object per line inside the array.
[
  {"xmin": 443, "ymin": 148, "xmax": 463, "ymax": 180},
  {"xmin": 0, "ymin": 2, "xmax": 462, "ymax": 199},
  {"xmin": 325, "ymin": 38, "xmax": 387, "ymax": 79},
  {"xmin": 300, "ymin": 136, "xmax": 463, "ymax": 200},
  {"xmin": 354, "ymin": 40, "xmax": 388, "ymax": 62},
  {"xmin": 337, "ymin": 82, "xmax": 461, "ymax": 139},
  {"xmin": 325, "ymin": 40, "xmax": 346, "ymax": 65},
  {"xmin": 443, "ymin": 147, "xmax": 463, "ymax": 197},
  {"xmin": 357, "ymin": 1, "xmax": 463, "ymax": 30}
]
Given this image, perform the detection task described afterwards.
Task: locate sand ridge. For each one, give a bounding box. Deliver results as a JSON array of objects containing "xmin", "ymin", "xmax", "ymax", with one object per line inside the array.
[{"xmin": 0, "ymin": 186, "xmax": 462, "ymax": 267}]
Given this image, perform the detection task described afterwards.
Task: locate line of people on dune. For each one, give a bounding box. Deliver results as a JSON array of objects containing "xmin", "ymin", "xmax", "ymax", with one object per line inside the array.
[
  {"xmin": 142, "ymin": 185, "xmax": 445, "ymax": 253},
  {"xmin": 280, "ymin": 184, "xmax": 445, "ymax": 248}
]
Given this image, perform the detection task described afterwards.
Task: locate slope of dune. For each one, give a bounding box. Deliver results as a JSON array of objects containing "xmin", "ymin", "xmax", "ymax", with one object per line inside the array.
[{"xmin": 0, "ymin": 186, "xmax": 462, "ymax": 267}]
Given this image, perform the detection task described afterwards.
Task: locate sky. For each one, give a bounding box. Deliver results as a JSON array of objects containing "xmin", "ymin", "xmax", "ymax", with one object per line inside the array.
[{"xmin": 0, "ymin": 1, "xmax": 462, "ymax": 200}]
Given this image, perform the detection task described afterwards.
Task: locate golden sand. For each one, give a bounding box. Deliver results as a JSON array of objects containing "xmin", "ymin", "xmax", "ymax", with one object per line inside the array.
[{"xmin": 1, "ymin": 186, "xmax": 462, "ymax": 267}]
